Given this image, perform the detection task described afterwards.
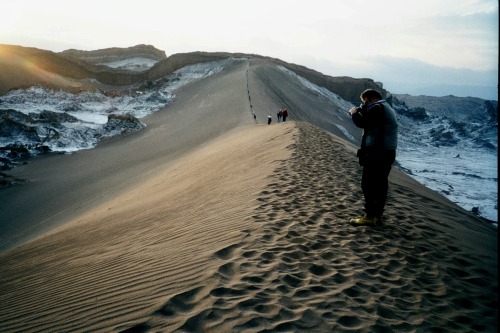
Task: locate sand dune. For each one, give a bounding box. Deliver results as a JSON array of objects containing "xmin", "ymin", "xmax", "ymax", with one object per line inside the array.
[
  {"xmin": 0, "ymin": 58, "xmax": 497, "ymax": 332},
  {"xmin": 0, "ymin": 122, "xmax": 297, "ymax": 332}
]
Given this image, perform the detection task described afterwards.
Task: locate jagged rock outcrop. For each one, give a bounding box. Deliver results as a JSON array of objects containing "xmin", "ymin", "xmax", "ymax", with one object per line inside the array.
[
  {"xmin": 0, "ymin": 106, "xmax": 146, "ymax": 170},
  {"xmin": 103, "ymin": 114, "xmax": 145, "ymax": 136},
  {"xmin": 0, "ymin": 109, "xmax": 40, "ymax": 142}
]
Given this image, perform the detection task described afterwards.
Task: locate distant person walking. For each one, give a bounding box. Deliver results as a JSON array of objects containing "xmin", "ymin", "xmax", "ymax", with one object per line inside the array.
[
  {"xmin": 277, "ymin": 110, "xmax": 283, "ymax": 122},
  {"xmin": 282, "ymin": 108, "xmax": 288, "ymax": 121},
  {"xmin": 268, "ymin": 115, "xmax": 272, "ymax": 125},
  {"xmin": 348, "ymin": 89, "xmax": 398, "ymax": 226}
]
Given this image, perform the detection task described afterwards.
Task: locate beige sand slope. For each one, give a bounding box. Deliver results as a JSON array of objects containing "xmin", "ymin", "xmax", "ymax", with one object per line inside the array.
[{"xmin": 0, "ymin": 58, "xmax": 497, "ymax": 332}]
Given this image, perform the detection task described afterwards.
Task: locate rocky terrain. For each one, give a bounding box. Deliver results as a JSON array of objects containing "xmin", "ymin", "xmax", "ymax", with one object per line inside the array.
[
  {"xmin": 391, "ymin": 95, "xmax": 497, "ymax": 222},
  {"xmin": 393, "ymin": 94, "xmax": 497, "ymax": 149},
  {"xmin": 394, "ymin": 94, "xmax": 498, "ymax": 123},
  {"xmin": 0, "ymin": 59, "xmax": 227, "ymax": 171}
]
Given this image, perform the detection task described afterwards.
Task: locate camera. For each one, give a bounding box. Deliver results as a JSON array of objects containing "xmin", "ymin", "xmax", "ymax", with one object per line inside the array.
[
  {"xmin": 356, "ymin": 103, "xmax": 368, "ymax": 113},
  {"xmin": 355, "ymin": 103, "xmax": 367, "ymax": 113},
  {"xmin": 349, "ymin": 103, "xmax": 368, "ymax": 116}
]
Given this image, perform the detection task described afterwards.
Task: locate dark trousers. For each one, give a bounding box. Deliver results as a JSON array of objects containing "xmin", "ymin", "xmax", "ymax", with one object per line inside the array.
[{"xmin": 361, "ymin": 150, "xmax": 396, "ymax": 217}]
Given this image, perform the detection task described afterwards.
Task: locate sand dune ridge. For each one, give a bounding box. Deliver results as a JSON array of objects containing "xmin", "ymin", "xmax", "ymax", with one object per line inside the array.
[
  {"xmin": 121, "ymin": 122, "xmax": 497, "ymax": 332},
  {"xmin": 0, "ymin": 55, "xmax": 497, "ymax": 332}
]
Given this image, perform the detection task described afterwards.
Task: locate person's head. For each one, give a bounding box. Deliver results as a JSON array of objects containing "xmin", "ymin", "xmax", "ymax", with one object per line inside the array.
[{"xmin": 360, "ymin": 89, "xmax": 382, "ymax": 104}]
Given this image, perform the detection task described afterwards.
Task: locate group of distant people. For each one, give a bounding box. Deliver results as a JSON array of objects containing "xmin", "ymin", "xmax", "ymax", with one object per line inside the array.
[{"xmin": 267, "ymin": 108, "xmax": 288, "ymax": 125}]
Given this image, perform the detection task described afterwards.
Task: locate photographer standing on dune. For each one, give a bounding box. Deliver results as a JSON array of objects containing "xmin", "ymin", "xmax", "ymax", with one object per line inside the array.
[{"xmin": 348, "ymin": 89, "xmax": 398, "ymax": 226}]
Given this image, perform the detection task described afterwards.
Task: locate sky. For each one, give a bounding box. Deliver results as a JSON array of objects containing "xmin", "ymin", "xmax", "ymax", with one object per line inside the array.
[{"xmin": 1, "ymin": 0, "xmax": 498, "ymax": 99}]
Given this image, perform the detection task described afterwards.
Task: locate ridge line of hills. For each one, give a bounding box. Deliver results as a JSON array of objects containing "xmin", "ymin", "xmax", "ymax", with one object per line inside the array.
[{"xmin": 0, "ymin": 44, "xmax": 385, "ymax": 104}]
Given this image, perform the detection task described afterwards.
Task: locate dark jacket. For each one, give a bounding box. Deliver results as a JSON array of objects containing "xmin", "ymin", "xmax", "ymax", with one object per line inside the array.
[{"xmin": 352, "ymin": 100, "xmax": 398, "ymax": 152}]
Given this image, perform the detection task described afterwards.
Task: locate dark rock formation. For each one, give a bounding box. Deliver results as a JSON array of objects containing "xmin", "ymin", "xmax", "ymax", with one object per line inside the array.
[
  {"xmin": 33, "ymin": 110, "xmax": 80, "ymax": 126},
  {"xmin": 393, "ymin": 97, "xmax": 428, "ymax": 121},
  {"xmin": 103, "ymin": 114, "xmax": 145, "ymax": 135},
  {"xmin": 483, "ymin": 100, "xmax": 498, "ymax": 124},
  {"xmin": 0, "ymin": 109, "xmax": 40, "ymax": 142}
]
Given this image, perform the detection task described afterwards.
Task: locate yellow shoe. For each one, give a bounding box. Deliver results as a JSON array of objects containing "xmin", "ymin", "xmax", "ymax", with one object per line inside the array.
[{"xmin": 350, "ymin": 214, "xmax": 381, "ymax": 226}]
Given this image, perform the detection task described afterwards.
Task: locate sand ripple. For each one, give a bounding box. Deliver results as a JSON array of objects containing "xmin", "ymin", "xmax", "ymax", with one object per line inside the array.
[
  {"xmin": 0, "ymin": 122, "xmax": 496, "ymax": 332},
  {"xmin": 122, "ymin": 122, "xmax": 497, "ymax": 332}
]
